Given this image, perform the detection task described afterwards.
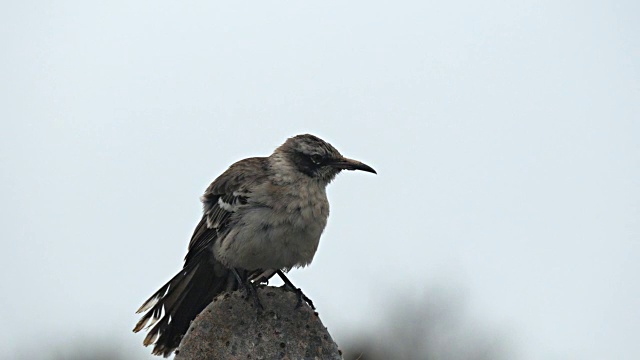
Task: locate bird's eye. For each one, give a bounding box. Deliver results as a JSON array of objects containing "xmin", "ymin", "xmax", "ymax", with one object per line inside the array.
[{"xmin": 309, "ymin": 154, "xmax": 324, "ymax": 165}]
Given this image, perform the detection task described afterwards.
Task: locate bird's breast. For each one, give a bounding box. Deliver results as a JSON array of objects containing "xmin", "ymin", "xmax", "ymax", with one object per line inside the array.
[{"xmin": 214, "ymin": 183, "xmax": 330, "ymax": 271}]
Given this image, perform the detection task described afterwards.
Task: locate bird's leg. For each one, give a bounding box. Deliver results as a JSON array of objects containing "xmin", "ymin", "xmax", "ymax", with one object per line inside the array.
[
  {"xmin": 250, "ymin": 269, "xmax": 277, "ymax": 285},
  {"xmin": 276, "ymin": 270, "xmax": 316, "ymax": 310},
  {"xmin": 232, "ymin": 268, "xmax": 264, "ymax": 311}
]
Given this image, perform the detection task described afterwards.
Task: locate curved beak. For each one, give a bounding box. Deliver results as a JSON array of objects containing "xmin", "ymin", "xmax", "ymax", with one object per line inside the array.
[{"xmin": 330, "ymin": 157, "xmax": 377, "ymax": 174}]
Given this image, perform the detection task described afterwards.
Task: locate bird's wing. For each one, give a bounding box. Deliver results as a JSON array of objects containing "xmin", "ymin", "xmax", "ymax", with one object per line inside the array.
[
  {"xmin": 133, "ymin": 157, "xmax": 271, "ymax": 356},
  {"xmin": 185, "ymin": 157, "xmax": 270, "ymax": 265}
]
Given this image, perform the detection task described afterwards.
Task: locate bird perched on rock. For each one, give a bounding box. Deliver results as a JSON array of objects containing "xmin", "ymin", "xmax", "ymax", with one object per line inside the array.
[{"xmin": 133, "ymin": 134, "xmax": 376, "ymax": 357}]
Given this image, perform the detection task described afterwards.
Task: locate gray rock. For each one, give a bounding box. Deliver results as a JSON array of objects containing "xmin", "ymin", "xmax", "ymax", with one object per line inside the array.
[{"xmin": 175, "ymin": 286, "xmax": 342, "ymax": 360}]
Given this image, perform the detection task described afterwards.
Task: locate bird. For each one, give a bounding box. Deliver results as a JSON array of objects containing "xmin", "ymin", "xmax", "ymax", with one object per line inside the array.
[{"xmin": 133, "ymin": 134, "xmax": 376, "ymax": 357}]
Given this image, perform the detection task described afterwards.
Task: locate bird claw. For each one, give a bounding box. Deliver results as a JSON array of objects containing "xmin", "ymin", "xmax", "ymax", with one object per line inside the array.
[
  {"xmin": 233, "ymin": 268, "xmax": 264, "ymax": 311},
  {"xmin": 243, "ymin": 281, "xmax": 264, "ymax": 311},
  {"xmin": 275, "ymin": 270, "xmax": 316, "ymax": 310},
  {"xmin": 293, "ymin": 287, "xmax": 315, "ymax": 310}
]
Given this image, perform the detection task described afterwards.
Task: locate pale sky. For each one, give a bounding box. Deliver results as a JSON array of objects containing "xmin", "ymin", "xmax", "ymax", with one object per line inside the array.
[{"xmin": 1, "ymin": 1, "xmax": 639, "ymax": 359}]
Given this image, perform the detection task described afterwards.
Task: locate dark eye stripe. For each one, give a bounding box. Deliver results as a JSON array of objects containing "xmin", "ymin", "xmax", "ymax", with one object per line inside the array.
[{"xmin": 310, "ymin": 154, "xmax": 323, "ymax": 164}]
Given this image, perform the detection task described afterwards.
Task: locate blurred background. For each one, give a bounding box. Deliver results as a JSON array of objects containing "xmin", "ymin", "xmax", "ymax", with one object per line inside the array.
[{"xmin": 2, "ymin": 1, "xmax": 638, "ymax": 359}]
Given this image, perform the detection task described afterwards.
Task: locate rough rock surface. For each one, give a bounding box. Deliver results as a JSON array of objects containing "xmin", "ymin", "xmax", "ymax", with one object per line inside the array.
[{"xmin": 175, "ymin": 286, "xmax": 342, "ymax": 360}]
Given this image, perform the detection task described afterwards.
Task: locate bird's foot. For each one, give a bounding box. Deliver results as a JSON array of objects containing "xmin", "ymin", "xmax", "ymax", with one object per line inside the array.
[
  {"xmin": 233, "ymin": 268, "xmax": 264, "ymax": 311},
  {"xmin": 243, "ymin": 280, "xmax": 264, "ymax": 311},
  {"xmin": 291, "ymin": 286, "xmax": 315, "ymax": 310},
  {"xmin": 276, "ymin": 270, "xmax": 315, "ymax": 310}
]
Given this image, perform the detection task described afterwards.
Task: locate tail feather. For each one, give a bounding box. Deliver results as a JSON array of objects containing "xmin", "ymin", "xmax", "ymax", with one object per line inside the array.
[{"xmin": 134, "ymin": 258, "xmax": 239, "ymax": 357}]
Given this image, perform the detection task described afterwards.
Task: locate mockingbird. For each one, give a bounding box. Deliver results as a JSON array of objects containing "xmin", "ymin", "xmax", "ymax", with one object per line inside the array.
[{"xmin": 133, "ymin": 134, "xmax": 376, "ymax": 357}]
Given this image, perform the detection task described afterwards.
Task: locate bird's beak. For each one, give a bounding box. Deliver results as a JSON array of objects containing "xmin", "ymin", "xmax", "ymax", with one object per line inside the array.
[{"xmin": 330, "ymin": 157, "xmax": 377, "ymax": 174}]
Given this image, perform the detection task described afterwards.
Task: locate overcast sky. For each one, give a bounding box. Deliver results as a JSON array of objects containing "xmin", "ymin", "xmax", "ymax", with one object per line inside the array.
[{"xmin": 1, "ymin": 1, "xmax": 639, "ymax": 359}]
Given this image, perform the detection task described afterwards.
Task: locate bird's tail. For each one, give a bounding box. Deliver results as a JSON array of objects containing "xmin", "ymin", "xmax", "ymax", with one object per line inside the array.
[{"xmin": 133, "ymin": 259, "xmax": 239, "ymax": 357}]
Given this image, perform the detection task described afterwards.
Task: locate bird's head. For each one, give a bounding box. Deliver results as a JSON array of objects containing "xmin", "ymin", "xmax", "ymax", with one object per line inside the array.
[{"xmin": 274, "ymin": 134, "xmax": 376, "ymax": 184}]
